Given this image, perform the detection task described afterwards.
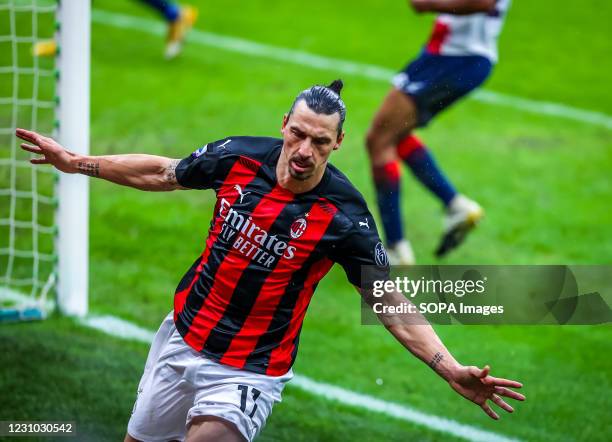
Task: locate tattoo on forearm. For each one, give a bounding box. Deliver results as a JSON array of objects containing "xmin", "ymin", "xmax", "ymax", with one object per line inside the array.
[
  {"xmin": 429, "ymin": 352, "xmax": 444, "ymax": 369},
  {"xmin": 165, "ymin": 159, "xmax": 179, "ymax": 184},
  {"xmin": 77, "ymin": 161, "xmax": 100, "ymax": 177}
]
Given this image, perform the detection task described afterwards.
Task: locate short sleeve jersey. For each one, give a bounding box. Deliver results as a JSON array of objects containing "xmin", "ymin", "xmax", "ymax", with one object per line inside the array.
[
  {"xmin": 425, "ymin": 0, "xmax": 511, "ymax": 63},
  {"xmin": 173, "ymin": 136, "xmax": 389, "ymax": 376}
]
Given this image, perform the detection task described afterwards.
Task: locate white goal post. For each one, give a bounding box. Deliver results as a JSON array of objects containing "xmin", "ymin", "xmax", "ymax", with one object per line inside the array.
[
  {"xmin": 0, "ymin": 0, "xmax": 90, "ymax": 320},
  {"xmin": 55, "ymin": 0, "xmax": 90, "ymax": 317}
]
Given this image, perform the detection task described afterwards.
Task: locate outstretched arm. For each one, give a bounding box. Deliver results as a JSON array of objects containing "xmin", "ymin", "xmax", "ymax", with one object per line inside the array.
[
  {"xmin": 410, "ymin": 0, "xmax": 496, "ymax": 15},
  {"xmin": 16, "ymin": 128, "xmax": 186, "ymax": 191},
  {"xmin": 360, "ymin": 288, "xmax": 525, "ymax": 419}
]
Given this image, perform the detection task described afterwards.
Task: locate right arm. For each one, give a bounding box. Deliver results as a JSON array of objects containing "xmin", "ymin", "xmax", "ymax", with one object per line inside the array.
[
  {"xmin": 410, "ymin": 0, "xmax": 496, "ymax": 15},
  {"xmin": 16, "ymin": 128, "xmax": 186, "ymax": 191}
]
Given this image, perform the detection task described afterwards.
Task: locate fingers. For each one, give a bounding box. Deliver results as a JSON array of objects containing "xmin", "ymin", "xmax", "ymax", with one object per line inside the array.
[
  {"xmin": 20, "ymin": 143, "xmax": 42, "ymax": 154},
  {"xmin": 495, "ymin": 386, "xmax": 526, "ymax": 401},
  {"xmin": 30, "ymin": 158, "xmax": 49, "ymax": 165},
  {"xmin": 15, "ymin": 128, "xmax": 41, "ymax": 144},
  {"xmin": 468, "ymin": 365, "xmax": 490, "ymax": 378},
  {"xmin": 491, "ymin": 394, "xmax": 514, "ymax": 413},
  {"xmin": 475, "ymin": 365, "xmax": 522, "ymax": 388},
  {"xmin": 488, "ymin": 376, "xmax": 523, "ymax": 388},
  {"xmin": 481, "ymin": 365, "xmax": 490, "ymax": 378},
  {"xmin": 481, "ymin": 402, "xmax": 499, "ymax": 420}
]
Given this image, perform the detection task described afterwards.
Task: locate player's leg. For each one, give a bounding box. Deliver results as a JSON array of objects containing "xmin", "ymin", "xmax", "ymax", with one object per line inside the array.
[
  {"xmin": 388, "ymin": 54, "xmax": 465, "ymax": 237},
  {"xmin": 138, "ymin": 0, "xmax": 181, "ymax": 22},
  {"xmin": 137, "ymin": 0, "xmax": 198, "ymax": 59},
  {"xmin": 397, "ymin": 134, "xmax": 457, "ymax": 207},
  {"xmin": 365, "ymin": 87, "xmax": 418, "ymax": 265},
  {"xmin": 380, "ymin": 53, "xmax": 492, "ymax": 257},
  {"xmin": 186, "ymin": 416, "xmax": 245, "ymax": 442},
  {"xmin": 396, "ymin": 133, "xmax": 483, "ymax": 256},
  {"xmin": 187, "ymin": 359, "xmax": 293, "ymax": 442},
  {"xmin": 126, "ymin": 313, "xmax": 197, "ymax": 442},
  {"xmin": 408, "ymin": 55, "xmax": 492, "ymax": 256}
]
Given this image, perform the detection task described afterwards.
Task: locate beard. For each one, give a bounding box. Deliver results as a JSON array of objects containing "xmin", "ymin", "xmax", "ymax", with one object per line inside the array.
[
  {"xmin": 288, "ymin": 157, "xmax": 315, "ymax": 181},
  {"xmin": 288, "ymin": 167, "xmax": 312, "ymax": 181}
]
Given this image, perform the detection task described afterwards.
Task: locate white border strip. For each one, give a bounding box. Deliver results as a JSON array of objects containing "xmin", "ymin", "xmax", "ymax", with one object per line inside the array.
[
  {"xmin": 91, "ymin": 9, "xmax": 612, "ymax": 130},
  {"xmin": 77, "ymin": 314, "xmax": 521, "ymax": 442},
  {"xmin": 80, "ymin": 314, "xmax": 155, "ymax": 343},
  {"xmin": 0, "ymin": 287, "xmax": 55, "ymax": 311}
]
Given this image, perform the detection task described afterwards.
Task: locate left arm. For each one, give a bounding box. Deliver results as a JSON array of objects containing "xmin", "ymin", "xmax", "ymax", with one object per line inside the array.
[
  {"xmin": 330, "ymin": 203, "xmax": 524, "ymax": 419},
  {"xmin": 410, "ymin": 0, "xmax": 496, "ymax": 15},
  {"xmin": 361, "ymin": 288, "xmax": 525, "ymax": 419}
]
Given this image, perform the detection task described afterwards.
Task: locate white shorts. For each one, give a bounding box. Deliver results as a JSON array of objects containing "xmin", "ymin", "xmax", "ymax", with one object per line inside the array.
[{"xmin": 127, "ymin": 312, "xmax": 293, "ymax": 442}]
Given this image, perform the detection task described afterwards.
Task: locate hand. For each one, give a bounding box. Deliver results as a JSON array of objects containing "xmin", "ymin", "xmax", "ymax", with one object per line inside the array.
[
  {"xmin": 449, "ymin": 365, "xmax": 525, "ymax": 420},
  {"xmin": 16, "ymin": 128, "xmax": 77, "ymax": 174}
]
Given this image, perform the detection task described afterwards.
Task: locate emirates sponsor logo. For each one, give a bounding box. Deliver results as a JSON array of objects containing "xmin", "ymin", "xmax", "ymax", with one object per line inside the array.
[{"xmin": 218, "ymin": 198, "xmax": 296, "ymax": 268}]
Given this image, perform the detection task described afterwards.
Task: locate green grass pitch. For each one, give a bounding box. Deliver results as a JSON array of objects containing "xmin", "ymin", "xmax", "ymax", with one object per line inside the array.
[{"xmin": 1, "ymin": 0, "xmax": 611, "ymax": 441}]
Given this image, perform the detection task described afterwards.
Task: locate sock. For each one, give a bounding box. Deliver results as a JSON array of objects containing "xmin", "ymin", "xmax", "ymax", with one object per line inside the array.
[
  {"xmin": 372, "ymin": 162, "xmax": 403, "ymax": 245},
  {"xmin": 398, "ymin": 134, "xmax": 457, "ymax": 206},
  {"xmin": 139, "ymin": 0, "xmax": 180, "ymax": 22}
]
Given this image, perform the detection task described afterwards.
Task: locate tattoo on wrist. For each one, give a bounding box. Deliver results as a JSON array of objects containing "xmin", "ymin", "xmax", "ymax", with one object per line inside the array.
[
  {"xmin": 429, "ymin": 352, "xmax": 444, "ymax": 369},
  {"xmin": 77, "ymin": 161, "xmax": 100, "ymax": 177},
  {"xmin": 165, "ymin": 159, "xmax": 179, "ymax": 184}
]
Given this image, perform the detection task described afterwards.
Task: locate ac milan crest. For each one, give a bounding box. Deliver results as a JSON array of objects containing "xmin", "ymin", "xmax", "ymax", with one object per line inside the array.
[{"xmin": 290, "ymin": 217, "xmax": 307, "ymax": 239}]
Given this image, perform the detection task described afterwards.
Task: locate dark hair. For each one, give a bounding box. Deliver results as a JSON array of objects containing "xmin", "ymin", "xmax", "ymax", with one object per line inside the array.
[{"xmin": 287, "ymin": 79, "xmax": 346, "ymax": 138}]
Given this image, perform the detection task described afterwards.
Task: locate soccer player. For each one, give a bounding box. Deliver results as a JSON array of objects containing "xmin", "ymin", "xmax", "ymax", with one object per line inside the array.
[
  {"xmin": 33, "ymin": 0, "xmax": 198, "ymax": 59},
  {"xmin": 366, "ymin": 0, "xmax": 511, "ymax": 264},
  {"xmin": 16, "ymin": 80, "xmax": 524, "ymax": 442}
]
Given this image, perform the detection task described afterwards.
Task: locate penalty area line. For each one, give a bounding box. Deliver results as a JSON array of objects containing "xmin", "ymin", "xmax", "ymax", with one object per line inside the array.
[
  {"xmin": 91, "ymin": 8, "xmax": 612, "ymax": 130},
  {"xmin": 78, "ymin": 314, "xmax": 522, "ymax": 442}
]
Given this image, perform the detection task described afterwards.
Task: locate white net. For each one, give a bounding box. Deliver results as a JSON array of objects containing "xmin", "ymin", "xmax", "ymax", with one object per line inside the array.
[{"xmin": 0, "ymin": 0, "xmax": 58, "ymax": 320}]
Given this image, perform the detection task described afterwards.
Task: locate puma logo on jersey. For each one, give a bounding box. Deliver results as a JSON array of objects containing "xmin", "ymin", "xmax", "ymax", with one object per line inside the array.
[
  {"xmin": 234, "ymin": 184, "xmax": 251, "ymax": 204},
  {"xmin": 359, "ymin": 218, "xmax": 370, "ymax": 229},
  {"xmin": 218, "ymin": 139, "xmax": 232, "ymax": 149}
]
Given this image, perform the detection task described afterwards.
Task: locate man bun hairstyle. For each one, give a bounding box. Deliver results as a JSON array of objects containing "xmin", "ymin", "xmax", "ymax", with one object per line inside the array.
[
  {"xmin": 288, "ymin": 79, "xmax": 347, "ymax": 138},
  {"xmin": 327, "ymin": 79, "xmax": 343, "ymax": 95}
]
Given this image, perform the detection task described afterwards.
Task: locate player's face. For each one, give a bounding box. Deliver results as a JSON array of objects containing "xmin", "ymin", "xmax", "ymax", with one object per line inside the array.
[{"xmin": 281, "ymin": 100, "xmax": 344, "ymax": 181}]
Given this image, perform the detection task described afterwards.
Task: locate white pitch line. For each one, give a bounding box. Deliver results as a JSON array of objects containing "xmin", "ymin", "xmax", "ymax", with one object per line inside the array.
[
  {"xmin": 91, "ymin": 9, "xmax": 612, "ymax": 130},
  {"xmin": 291, "ymin": 375, "xmax": 521, "ymax": 442},
  {"xmin": 80, "ymin": 314, "xmax": 155, "ymax": 343},
  {"xmin": 76, "ymin": 313, "xmax": 521, "ymax": 442}
]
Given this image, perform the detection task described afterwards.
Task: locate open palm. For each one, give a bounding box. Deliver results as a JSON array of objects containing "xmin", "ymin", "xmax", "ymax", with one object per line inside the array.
[{"xmin": 449, "ymin": 365, "xmax": 525, "ymax": 420}]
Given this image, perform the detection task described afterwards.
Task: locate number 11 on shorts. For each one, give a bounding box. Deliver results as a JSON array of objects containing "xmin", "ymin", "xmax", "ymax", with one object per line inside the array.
[{"xmin": 238, "ymin": 385, "xmax": 261, "ymax": 418}]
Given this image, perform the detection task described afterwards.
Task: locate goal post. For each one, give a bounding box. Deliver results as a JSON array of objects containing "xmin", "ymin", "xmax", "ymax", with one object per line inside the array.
[
  {"xmin": 0, "ymin": 0, "xmax": 90, "ymax": 320},
  {"xmin": 56, "ymin": 0, "xmax": 90, "ymax": 317}
]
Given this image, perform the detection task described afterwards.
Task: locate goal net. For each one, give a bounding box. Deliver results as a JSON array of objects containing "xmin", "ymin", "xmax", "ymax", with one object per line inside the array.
[{"xmin": 0, "ymin": 0, "xmax": 90, "ymax": 322}]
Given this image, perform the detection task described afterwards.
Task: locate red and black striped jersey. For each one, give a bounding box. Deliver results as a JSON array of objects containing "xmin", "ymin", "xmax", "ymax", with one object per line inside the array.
[{"xmin": 173, "ymin": 136, "xmax": 389, "ymax": 376}]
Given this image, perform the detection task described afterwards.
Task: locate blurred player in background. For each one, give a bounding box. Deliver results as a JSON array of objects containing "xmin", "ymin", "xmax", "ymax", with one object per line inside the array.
[
  {"xmin": 144, "ymin": 0, "xmax": 198, "ymax": 58},
  {"xmin": 16, "ymin": 80, "xmax": 523, "ymax": 441},
  {"xmin": 34, "ymin": 0, "xmax": 198, "ymax": 59},
  {"xmin": 366, "ymin": 0, "xmax": 511, "ymax": 264}
]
